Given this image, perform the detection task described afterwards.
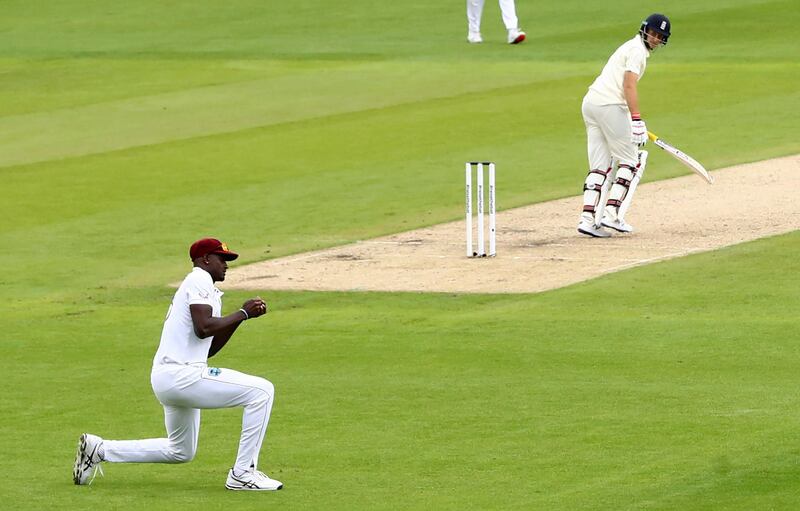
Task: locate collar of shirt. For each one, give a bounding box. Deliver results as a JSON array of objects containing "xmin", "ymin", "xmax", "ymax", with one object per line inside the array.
[{"xmin": 635, "ymin": 34, "xmax": 652, "ymax": 58}]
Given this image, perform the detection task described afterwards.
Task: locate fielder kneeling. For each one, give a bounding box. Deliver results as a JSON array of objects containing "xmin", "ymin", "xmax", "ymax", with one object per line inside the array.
[
  {"xmin": 73, "ymin": 238, "xmax": 283, "ymax": 491},
  {"xmin": 578, "ymin": 13, "xmax": 671, "ymax": 238}
]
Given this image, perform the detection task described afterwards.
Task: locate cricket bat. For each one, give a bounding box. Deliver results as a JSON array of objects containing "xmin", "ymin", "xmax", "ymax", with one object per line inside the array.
[{"xmin": 648, "ymin": 131, "xmax": 714, "ymax": 184}]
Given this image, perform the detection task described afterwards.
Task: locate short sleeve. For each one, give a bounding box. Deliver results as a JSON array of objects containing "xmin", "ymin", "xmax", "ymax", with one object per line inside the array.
[
  {"xmin": 624, "ymin": 46, "xmax": 646, "ymax": 76},
  {"xmin": 185, "ymin": 274, "xmax": 215, "ymax": 306}
]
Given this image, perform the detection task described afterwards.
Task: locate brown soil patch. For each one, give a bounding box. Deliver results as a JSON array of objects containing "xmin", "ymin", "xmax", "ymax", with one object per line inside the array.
[{"xmin": 224, "ymin": 155, "xmax": 800, "ymax": 294}]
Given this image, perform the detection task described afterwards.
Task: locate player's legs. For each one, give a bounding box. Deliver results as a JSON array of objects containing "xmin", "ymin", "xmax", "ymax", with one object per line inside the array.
[
  {"xmin": 102, "ymin": 406, "xmax": 200, "ymax": 463},
  {"xmin": 580, "ymin": 99, "xmax": 613, "ymax": 235},
  {"xmin": 498, "ymin": 0, "xmax": 519, "ymax": 30},
  {"xmin": 167, "ymin": 367, "xmax": 276, "ymax": 474},
  {"xmin": 601, "ymin": 105, "xmax": 640, "ymax": 223},
  {"xmin": 74, "ymin": 366, "xmax": 275, "ymax": 486},
  {"xmin": 467, "ymin": 0, "xmax": 485, "ymax": 35}
]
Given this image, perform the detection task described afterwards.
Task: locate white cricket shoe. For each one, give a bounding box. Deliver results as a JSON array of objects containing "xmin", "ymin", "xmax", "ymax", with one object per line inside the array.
[
  {"xmin": 73, "ymin": 433, "xmax": 105, "ymax": 485},
  {"xmin": 226, "ymin": 468, "xmax": 283, "ymax": 491},
  {"xmin": 467, "ymin": 32, "xmax": 483, "ymax": 44},
  {"xmin": 601, "ymin": 216, "xmax": 634, "ymax": 233},
  {"xmin": 508, "ymin": 29, "xmax": 526, "ymax": 44},
  {"xmin": 578, "ymin": 219, "xmax": 611, "ymax": 238}
]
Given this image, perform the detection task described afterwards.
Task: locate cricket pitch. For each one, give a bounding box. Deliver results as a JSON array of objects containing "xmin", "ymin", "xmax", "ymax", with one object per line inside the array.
[{"xmin": 225, "ymin": 155, "xmax": 800, "ymax": 294}]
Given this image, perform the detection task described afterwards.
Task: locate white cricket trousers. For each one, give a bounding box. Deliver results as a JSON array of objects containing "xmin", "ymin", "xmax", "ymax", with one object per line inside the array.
[
  {"xmin": 581, "ymin": 95, "xmax": 639, "ymax": 169},
  {"xmin": 467, "ymin": 0, "xmax": 519, "ymax": 32},
  {"xmin": 102, "ymin": 363, "xmax": 275, "ymax": 474}
]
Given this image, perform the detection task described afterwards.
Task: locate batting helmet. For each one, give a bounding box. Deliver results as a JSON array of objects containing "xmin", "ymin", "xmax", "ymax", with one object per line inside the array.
[{"xmin": 639, "ymin": 13, "xmax": 671, "ymax": 48}]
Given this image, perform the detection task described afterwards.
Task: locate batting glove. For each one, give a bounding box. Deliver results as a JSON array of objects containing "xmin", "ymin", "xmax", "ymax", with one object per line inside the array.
[{"xmin": 631, "ymin": 116, "xmax": 647, "ymax": 146}]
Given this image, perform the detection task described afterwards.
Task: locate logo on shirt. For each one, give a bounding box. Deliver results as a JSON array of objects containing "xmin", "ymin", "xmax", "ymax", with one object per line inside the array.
[{"xmin": 209, "ymin": 367, "xmax": 221, "ymax": 377}]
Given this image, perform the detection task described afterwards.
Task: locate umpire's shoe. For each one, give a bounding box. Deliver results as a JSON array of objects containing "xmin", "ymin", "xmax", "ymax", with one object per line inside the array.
[
  {"xmin": 73, "ymin": 433, "xmax": 105, "ymax": 485},
  {"xmin": 226, "ymin": 467, "xmax": 283, "ymax": 491}
]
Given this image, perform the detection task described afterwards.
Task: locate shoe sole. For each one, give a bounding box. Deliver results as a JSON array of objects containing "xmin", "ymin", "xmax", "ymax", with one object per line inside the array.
[
  {"xmin": 73, "ymin": 434, "xmax": 87, "ymax": 485},
  {"xmin": 225, "ymin": 483, "xmax": 283, "ymax": 491},
  {"xmin": 510, "ymin": 34, "xmax": 526, "ymax": 44},
  {"xmin": 578, "ymin": 227, "xmax": 610, "ymax": 238}
]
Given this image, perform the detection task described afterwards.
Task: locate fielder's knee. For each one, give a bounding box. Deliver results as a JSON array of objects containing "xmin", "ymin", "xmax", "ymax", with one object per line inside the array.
[
  {"xmin": 168, "ymin": 445, "xmax": 195, "ymax": 463},
  {"xmin": 250, "ymin": 377, "xmax": 274, "ymax": 405}
]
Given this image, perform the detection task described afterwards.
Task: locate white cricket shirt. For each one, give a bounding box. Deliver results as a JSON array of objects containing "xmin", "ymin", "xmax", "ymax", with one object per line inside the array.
[
  {"xmin": 153, "ymin": 267, "xmax": 223, "ymax": 367},
  {"xmin": 586, "ymin": 35, "xmax": 650, "ymax": 106}
]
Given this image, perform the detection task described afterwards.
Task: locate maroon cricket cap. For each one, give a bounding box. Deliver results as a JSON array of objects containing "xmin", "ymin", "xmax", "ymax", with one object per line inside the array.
[{"xmin": 189, "ymin": 238, "xmax": 239, "ymax": 261}]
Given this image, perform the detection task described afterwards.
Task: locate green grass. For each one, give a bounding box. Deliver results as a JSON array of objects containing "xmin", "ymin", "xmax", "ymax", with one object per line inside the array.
[
  {"xmin": 1, "ymin": 0, "xmax": 799, "ymax": 509},
  {"xmin": 6, "ymin": 233, "xmax": 800, "ymax": 510}
]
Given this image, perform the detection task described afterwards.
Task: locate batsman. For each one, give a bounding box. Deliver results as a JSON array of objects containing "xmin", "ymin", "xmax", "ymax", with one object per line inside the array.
[{"xmin": 578, "ymin": 14, "xmax": 671, "ymax": 237}]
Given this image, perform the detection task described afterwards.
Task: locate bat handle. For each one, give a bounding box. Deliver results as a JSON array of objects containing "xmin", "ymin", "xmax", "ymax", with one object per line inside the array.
[{"xmin": 647, "ymin": 131, "xmax": 658, "ymax": 142}]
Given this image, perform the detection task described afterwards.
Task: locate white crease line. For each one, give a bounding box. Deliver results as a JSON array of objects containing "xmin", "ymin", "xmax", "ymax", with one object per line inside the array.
[
  {"xmin": 243, "ymin": 243, "xmax": 721, "ymax": 268},
  {"xmin": 261, "ymin": 255, "xmax": 648, "ymax": 263},
  {"xmin": 249, "ymin": 248, "xmax": 715, "ymax": 264}
]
